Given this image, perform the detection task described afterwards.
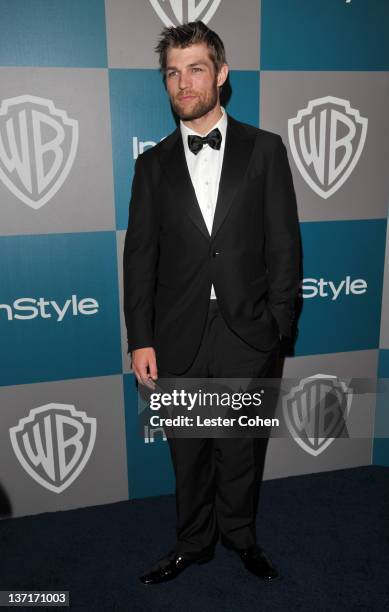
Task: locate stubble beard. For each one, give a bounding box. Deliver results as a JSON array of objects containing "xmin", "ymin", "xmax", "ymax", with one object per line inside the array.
[{"xmin": 171, "ymin": 80, "xmax": 219, "ymax": 121}]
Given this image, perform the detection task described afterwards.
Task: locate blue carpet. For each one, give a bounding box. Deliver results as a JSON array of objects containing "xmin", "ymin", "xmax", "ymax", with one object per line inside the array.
[{"xmin": 0, "ymin": 466, "xmax": 388, "ymax": 611}]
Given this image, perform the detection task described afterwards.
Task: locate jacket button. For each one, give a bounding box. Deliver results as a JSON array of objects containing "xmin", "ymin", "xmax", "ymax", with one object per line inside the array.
[{"xmin": 211, "ymin": 250, "xmax": 220, "ymax": 258}]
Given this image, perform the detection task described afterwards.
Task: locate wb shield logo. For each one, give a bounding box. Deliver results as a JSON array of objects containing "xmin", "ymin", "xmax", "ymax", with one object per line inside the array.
[
  {"xmin": 288, "ymin": 96, "xmax": 368, "ymax": 199},
  {"xmin": 283, "ymin": 374, "xmax": 352, "ymax": 456},
  {"xmin": 9, "ymin": 403, "xmax": 96, "ymax": 493},
  {"xmin": 0, "ymin": 94, "xmax": 79, "ymax": 209},
  {"xmin": 149, "ymin": 0, "xmax": 221, "ymax": 26}
]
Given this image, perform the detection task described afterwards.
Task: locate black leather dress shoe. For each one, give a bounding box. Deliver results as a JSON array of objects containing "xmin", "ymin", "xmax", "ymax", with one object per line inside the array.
[
  {"xmin": 237, "ymin": 545, "xmax": 280, "ymax": 581},
  {"xmin": 139, "ymin": 550, "xmax": 214, "ymax": 585}
]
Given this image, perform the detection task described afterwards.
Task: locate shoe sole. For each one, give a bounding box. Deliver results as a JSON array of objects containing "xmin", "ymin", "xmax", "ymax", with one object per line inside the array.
[
  {"xmin": 139, "ymin": 552, "xmax": 215, "ymax": 586},
  {"xmin": 139, "ymin": 553, "xmax": 214, "ymax": 585}
]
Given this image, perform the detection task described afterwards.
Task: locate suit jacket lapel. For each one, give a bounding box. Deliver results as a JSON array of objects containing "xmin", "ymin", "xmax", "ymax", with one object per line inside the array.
[
  {"xmin": 211, "ymin": 115, "xmax": 256, "ymax": 240},
  {"xmin": 160, "ymin": 128, "xmax": 210, "ymax": 240}
]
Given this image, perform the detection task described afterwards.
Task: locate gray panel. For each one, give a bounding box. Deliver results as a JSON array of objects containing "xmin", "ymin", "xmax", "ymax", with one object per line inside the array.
[
  {"xmin": 260, "ymin": 72, "xmax": 389, "ymax": 221},
  {"xmin": 0, "ymin": 68, "xmax": 115, "ymax": 236},
  {"xmin": 264, "ymin": 439, "xmax": 372, "ymax": 481},
  {"xmin": 105, "ymin": 0, "xmax": 260, "ymax": 70},
  {"xmin": 263, "ymin": 350, "xmax": 378, "ymax": 480},
  {"xmin": 117, "ymin": 229, "xmax": 133, "ymax": 374},
  {"xmin": 0, "ymin": 376, "xmax": 128, "ymax": 519}
]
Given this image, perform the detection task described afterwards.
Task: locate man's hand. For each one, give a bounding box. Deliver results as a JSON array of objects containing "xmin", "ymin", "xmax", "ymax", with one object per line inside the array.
[{"xmin": 131, "ymin": 347, "xmax": 158, "ymax": 389}]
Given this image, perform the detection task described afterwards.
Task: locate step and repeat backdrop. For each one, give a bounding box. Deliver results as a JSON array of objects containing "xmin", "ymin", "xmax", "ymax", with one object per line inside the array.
[{"xmin": 0, "ymin": 0, "xmax": 388, "ymax": 519}]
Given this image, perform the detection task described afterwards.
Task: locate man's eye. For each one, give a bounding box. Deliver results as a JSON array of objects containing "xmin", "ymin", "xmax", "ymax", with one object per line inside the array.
[
  {"xmin": 192, "ymin": 67, "xmax": 202, "ymax": 72},
  {"xmin": 167, "ymin": 71, "xmax": 177, "ymax": 78}
]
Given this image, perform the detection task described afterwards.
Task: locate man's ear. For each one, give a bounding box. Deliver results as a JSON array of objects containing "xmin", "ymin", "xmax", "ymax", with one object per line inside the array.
[{"xmin": 217, "ymin": 63, "xmax": 229, "ymax": 88}]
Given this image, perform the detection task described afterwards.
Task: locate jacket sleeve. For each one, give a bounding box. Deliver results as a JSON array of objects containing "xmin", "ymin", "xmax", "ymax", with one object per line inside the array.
[
  {"xmin": 264, "ymin": 135, "xmax": 301, "ymax": 338},
  {"xmin": 123, "ymin": 154, "xmax": 159, "ymax": 353}
]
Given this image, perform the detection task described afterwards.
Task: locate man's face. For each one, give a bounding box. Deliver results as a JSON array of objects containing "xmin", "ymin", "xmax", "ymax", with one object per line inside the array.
[{"xmin": 165, "ymin": 42, "xmax": 227, "ymax": 121}]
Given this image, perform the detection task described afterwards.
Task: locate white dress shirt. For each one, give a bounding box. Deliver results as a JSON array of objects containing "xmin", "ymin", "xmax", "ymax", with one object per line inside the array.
[{"xmin": 180, "ymin": 106, "xmax": 227, "ymax": 299}]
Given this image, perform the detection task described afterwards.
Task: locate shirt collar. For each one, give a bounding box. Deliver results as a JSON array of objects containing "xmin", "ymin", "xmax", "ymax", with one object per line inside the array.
[{"xmin": 180, "ymin": 106, "xmax": 227, "ymax": 155}]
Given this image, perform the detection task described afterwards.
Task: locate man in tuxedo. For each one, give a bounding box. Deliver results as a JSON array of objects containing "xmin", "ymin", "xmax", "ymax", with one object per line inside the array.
[{"xmin": 123, "ymin": 21, "xmax": 300, "ymax": 585}]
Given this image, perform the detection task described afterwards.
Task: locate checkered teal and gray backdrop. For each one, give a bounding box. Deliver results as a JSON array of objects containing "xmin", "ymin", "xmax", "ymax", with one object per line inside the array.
[{"xmin": 0, "ymin": 0, "xmax": 388, "ymax": 519}]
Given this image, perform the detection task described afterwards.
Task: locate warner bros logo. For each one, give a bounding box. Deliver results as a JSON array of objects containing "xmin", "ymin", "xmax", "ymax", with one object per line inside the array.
[
  {"xmin": 282, "ymin": 374, "xmax": 352, "ymax": 457},
  {"xmin": 288, "ymin": 96, "xmax": 368, "ymax": 199},
  {"xmin": 149, "ymin": 0, "xmax": 221, "ymax": 26},
  {"xmin": 9, "ymin": 403, "xmax": 97, "ymax": 494},
  {"xmin": 0, "ymin": 94, "xmax": 79, "ymax": 209}
]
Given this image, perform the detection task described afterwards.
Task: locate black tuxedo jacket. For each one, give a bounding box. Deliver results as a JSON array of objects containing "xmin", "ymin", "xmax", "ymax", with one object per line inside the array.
[{"xmin": 123, "ymin": 113, "xmax": 301, "ymax": 373}]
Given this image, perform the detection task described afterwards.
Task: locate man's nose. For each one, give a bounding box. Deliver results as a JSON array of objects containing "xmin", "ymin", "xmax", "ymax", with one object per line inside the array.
[{"xmin": 178, "ymin": 71, "xmax": 191, "ymax": 89}]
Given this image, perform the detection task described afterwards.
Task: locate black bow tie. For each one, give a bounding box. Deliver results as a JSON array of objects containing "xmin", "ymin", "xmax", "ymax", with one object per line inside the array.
[{"xmin": 187, "ymin": 128, "xmax": 222, "ymax": 155}]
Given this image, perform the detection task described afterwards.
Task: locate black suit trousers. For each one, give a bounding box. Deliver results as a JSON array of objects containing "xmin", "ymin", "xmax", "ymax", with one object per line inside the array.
[{"xmin": 157, "ymin": 299, "xmax": 281, "ymax": 558}]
